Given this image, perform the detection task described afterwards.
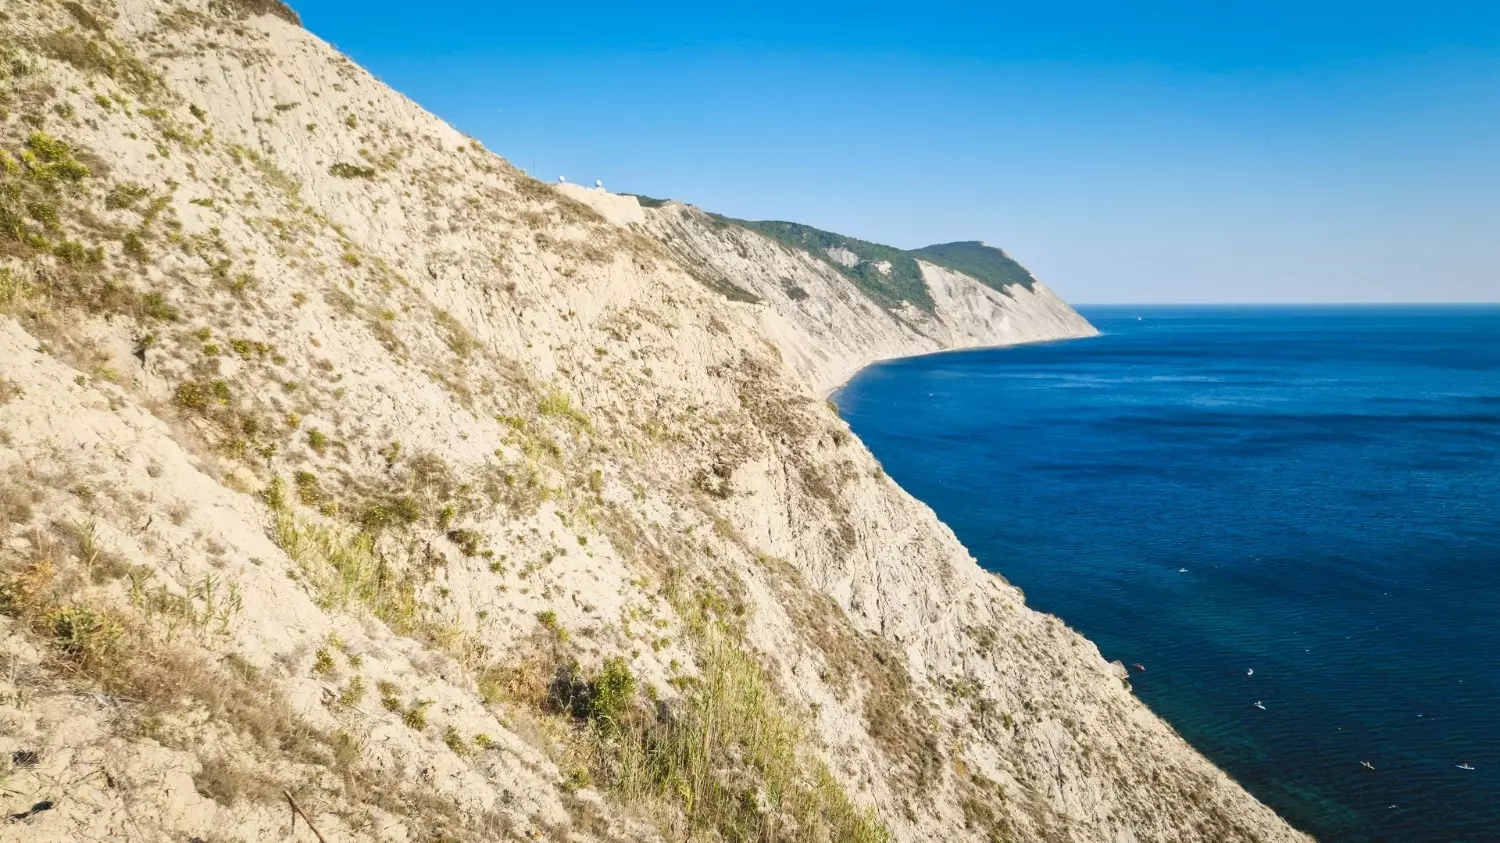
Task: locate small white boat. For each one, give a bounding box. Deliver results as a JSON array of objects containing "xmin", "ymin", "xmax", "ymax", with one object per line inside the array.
[
  {"xmin": 1178, "ymin": 567, "xmax": 1188, "ymax": 573},
  {"xmin": 1254, "ymin": 701, "xmax": 1266, "ymax": 710},
  {"xmin": 1247, "ymin": 668, "xmax": 1254, "ymax": 676},
  {"xmin": 1457, "ymin": 763, "xmax": 1475, "ymax": 770},
  {"xmin": 1361, "ymin": 761, "xmax": 1375, "ymax": 770}
]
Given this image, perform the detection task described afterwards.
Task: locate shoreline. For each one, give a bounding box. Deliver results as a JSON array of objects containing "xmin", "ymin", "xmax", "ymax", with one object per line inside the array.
[{"xmin": 821, "ymin": 328, "xmax": 1102, "ymax": 400}]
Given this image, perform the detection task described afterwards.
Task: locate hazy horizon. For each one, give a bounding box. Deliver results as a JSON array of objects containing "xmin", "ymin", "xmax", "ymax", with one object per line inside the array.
[{"xmin": 292, "ymin": 0, "xmax": 1499, "ymax": 305}]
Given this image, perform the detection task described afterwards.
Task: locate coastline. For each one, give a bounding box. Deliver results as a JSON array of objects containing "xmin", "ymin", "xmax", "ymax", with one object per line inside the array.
[{"xmin": 823, "ymin": 326, "xmax": 1102, "ymax": 400}]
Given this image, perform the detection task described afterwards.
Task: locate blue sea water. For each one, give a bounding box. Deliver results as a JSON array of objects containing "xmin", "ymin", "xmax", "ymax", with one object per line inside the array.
[{"xmin": 834, "ymin": 306, "xmax": 1500, "ymax": 843}]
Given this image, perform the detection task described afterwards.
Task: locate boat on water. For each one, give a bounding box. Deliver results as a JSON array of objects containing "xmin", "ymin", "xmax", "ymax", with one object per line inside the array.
[
  {"xmin": 1457, "ymin": 763, "xmax": 1476, "ymax": 770},
  {"xmin": 1254, "ymin": 701, "xmax": 1267, "ymax": 710}
]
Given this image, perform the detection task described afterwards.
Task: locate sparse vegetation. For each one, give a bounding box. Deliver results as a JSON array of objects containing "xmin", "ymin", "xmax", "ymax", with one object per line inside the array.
[
  {"xmin": 338, "ymin": 675, "xmax": 366, "ymax": 706},
  {"xmin": 329, "ymin": 161, "xmax": 377, "ymax": 179},
  {"xmin": 538, "ymin": 389, "xmax": 590, "ymax": 430},
  {"xmin": 601, "ymin": 598, "xmax": 888, "ymax": 842},
  {"xmin": 214, "ymin": 0, "xmax": 302, "ymax": 27},
  {"xmin": 272, "ymin": 512, "xmax": 422, "ymax": 635},
  {"xmin": 306, "ymin": 428, "xmax": 329, "ymax": 456}
]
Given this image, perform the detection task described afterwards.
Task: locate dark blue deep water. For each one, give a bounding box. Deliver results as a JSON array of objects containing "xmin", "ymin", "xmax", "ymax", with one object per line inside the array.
[{"xmin": 835, "ymin": 307, "xmax": 1500, "ymax": 843}]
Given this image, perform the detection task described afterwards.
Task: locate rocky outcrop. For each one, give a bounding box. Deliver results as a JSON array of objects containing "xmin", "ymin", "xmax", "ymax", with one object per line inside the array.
[{"xmin": 0, "ymin": 2, "xmax": 1306, "ymax": 842}]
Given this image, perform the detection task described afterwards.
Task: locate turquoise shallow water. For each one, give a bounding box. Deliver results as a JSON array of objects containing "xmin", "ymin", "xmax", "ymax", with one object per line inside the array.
[{"xmin": 834, "ymin": 306, "xmax": 1500, "ymax": 843}]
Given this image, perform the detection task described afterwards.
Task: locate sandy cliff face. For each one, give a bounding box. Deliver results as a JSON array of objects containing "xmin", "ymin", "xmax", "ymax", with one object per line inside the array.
[{"xmin": 0, "ymin": 2, "xmax": 1306, "ymax": 842}]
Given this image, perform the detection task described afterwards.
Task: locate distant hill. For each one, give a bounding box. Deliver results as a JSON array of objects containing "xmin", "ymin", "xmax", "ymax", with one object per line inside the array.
[
  {"xmin": 714, "ymin": 222, "xmax": 1041, "ymax": 314},
  {"xmin": 909, "ymin": 240, "xmax": 1038, "ymax": 293},
  {"xmin": 722, "ymin": 219, "xmax": 935, "ymax": 312}
]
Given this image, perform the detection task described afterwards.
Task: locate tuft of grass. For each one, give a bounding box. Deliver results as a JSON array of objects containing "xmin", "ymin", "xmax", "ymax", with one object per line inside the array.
[
  {"xmin": 0, "ymin": 377, "xmax": 22, "ymax": 405},
  {"xmin": 535, "ymin": 609, "xmax": 566, "ymax": 641},
  {"xmin": 306, "ymin": 428, "xmax": 329, "ymax": 456},
  {"xmin": 338, "ymin": 675, "xmax": 366, "ymax": 707},
  {"xmin": 214, "ymin": 0, "xmax": 302, "ymax": 26},
  {"xmin": 500, "ymin": 588, "xmax": 890, "ymax": 842},
  {"xmin": 443, "ymin": 725, "xmax": 467, "ymax": 756},
  {"xmin": 271, "ymin": 512, "xmax": 421, "ymax": 634},
  {"xmin": 537, "ymin": 389, "xmax": 591, "ymax": 430},
  {"xmin": 357, "ymin": 495, "xmax": 420, "ymax": 533},
  {"xmin": 329, "ymin": 162, "xmax": 376, "ymax": 179},
  {"xmin": 312, "ymin": 647, "xmax": 336, "ymax": 677},
  {"xmin": 401, "ymin": 700, "xmax": 429, "ymax": 731}
]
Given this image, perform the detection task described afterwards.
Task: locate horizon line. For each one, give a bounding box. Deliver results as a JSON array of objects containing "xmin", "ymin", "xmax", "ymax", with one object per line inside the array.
[{"xmin": 1073, "ymin": 301, "xmax": 1500, "ymax": 307}]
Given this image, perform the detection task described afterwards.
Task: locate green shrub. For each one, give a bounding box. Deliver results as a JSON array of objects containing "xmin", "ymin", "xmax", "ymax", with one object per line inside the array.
[
  {"xmin": 588, "ymin": 658, "xmax": 635, "ymax": 728},
  {"xmin": 537, "ymin": 390, "xmax": 590, "ymax": 429},
  {"xmin": 46, "ymin": 606, "xmax": 122, "ymax": 661},
  {"xmin": 20, "ymin": 132, "xmax": 91, "ymax": 185},
  {"xmin": 293, "ymin": 471, "xmax": 323, "ymax": 506}
]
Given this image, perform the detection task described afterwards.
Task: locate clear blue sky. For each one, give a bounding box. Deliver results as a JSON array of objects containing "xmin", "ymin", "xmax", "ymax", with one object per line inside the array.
[{"xmin": 292, "ymin": 1, "xmax": 1499, "ymax": 303}]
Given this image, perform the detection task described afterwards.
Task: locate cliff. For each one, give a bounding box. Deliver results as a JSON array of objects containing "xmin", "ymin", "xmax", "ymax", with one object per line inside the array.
[{"xmin": 0, "ymin": 2, "xmax": 1307, "ymax": 842}]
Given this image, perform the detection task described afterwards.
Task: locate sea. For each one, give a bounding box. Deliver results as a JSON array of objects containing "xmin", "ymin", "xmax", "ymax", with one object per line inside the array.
[{"xmin": 833, "ymin": 306, "xmax": 1500, "ymax": 843}]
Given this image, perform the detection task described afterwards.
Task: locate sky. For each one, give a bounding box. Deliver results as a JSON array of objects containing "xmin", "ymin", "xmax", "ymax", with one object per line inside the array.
[{"xmin": 289, "ymin": 1, "xmax": 1500, "ymax": 304}]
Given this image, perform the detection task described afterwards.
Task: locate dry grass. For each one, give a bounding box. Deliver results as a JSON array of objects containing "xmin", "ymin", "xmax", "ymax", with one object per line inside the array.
[
  {"xmin": 0, "ymin": 376, "xmax": 21, "ymax": 405},
  {"xmin": 0, "ymin": 522, "xmax": 475, "ymax": 825},
  {"xmin": 608, "ymin": 600, "xmax": 891, "ymax": 843},
  {"xmin": 212, "ymin": 0, "xmax": 302, "ymax": 27},
  {"xmin": 0, "ymin": 529, "xmax": 255, "ymax": 724},
  {"xmin": 0, "ymin": 479, "xmax": 41, "ymax": 532},
  {"xmin": 271, "ymin": 509, "xmax": 422, "ymax": 634},
  {"xmin": 495, "ymin": 581, "xmax": 891, "ymax": 843}
]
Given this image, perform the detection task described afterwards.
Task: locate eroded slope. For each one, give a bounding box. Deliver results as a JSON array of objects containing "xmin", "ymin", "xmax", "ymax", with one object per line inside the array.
[{"xmin": 0, "ymin": 2, "xmax": 1305, "ymax": 842}]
